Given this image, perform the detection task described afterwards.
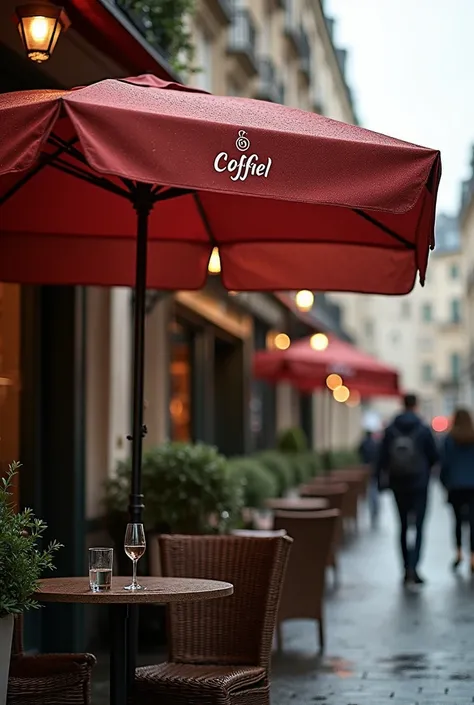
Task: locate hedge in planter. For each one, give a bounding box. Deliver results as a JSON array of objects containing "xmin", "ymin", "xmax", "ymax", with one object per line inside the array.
[
  {"xmin": 105, "ymin": 442, "xmax": 243, "ymax": 535},
  {"xmin": 277, "ymin": 427, "xmax": 309, "ymax": 453},
  {"xmin": 254, "ymin": 452, "xmax": 294, "ymax": 497},
  {"xmin": 0, "ymin": 463, "xmax": 61, "ymax": 705},
  {"xmin": 228, "ymin": 458, "xmax": 278, "ymax": 509}
]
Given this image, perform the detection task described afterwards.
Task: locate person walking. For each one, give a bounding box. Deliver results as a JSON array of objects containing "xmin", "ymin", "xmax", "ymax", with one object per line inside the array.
[
  {"xmin": 358, "ymin": 429, "xmax": 380, "ymax": 526},
  {"xmin": 376, "ymin": 393, "xmax": 439, "ymax": 585},
  {"xmin": 440, "ymin": 408, "xmax": 474, "ymax": 573}
]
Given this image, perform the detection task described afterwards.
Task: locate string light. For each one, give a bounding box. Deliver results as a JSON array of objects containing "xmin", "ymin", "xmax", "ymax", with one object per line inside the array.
[
  {"xmin": 310, "ymin": 333, "xmax": 329, "ymax": 351},
  {"xmin": 326, "ymin": 373, "xmax": 343, "ymax": 391},
  {"xmin": 295, "ymin": 290, "xmax": 314, "ymax": 312}
]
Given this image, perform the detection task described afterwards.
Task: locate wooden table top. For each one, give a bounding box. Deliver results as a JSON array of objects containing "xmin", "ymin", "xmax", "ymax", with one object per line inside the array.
[
  {"xmin": 35, "ymin": 576, "xmax": 233, "ymax": 604},
  {"xmin": 265, "ymin": 497, "xmax": 329, "ymax": 511}
]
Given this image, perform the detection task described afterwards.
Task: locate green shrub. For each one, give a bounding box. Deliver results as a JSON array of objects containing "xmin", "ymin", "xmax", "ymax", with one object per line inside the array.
[
  {"xmin": 329, "ymin": 449, "xmax": 360, "ymax": 469},
  {"xmin": 255, "ymin": 451, "xmax": 295, "ymax": 496},
  {"xmin": 228, "ymin": 457, "xmax": 278, "ymax": 509},
  {"xmin": 0, "ymin": 463, "xmax": 62, "ymax": 617},
  {"xmin": 104, "ymin": 442, "xmax": 243, "ymax": 535},
  {"xmin": 298, "ymin": 452, "xmax": 323, "ymax": 478},
  {"xmin": 277, "ymin": 427, "xmax": 309, "ymax": 453}
]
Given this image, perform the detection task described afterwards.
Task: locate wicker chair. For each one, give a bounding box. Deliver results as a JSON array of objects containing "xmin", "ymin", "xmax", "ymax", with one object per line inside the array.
[
  {"xmin": 134, "ymin": 534, "xmax": 292, "ymax": 705},
  {"xmin": 7, "ymin": 615, "xmax": 96, "ymax": 705},
  {"xmin": 273, "ymin": 510, "xmax": 339, "ymax": 652},
  {"xmin": 299, "ymin": 482, "xmax": 348, "ymax": 580}
]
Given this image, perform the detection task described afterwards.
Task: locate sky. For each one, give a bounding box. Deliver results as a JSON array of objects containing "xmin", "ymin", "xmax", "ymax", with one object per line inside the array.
[{"xmin": 325, "ymin": 0, "xmax": 474, "ymax": 215}]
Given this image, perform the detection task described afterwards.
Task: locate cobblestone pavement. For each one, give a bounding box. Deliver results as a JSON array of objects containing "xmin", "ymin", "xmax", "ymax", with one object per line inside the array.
[{"xmin": 92, "ymin": 484, "xmax": 474, "ymax": 704}]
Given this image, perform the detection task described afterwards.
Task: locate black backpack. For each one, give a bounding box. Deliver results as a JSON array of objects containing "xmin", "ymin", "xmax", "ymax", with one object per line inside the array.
[{"xmin": 387, "ymin": 426, "xmax": 423, "ymax": 480}]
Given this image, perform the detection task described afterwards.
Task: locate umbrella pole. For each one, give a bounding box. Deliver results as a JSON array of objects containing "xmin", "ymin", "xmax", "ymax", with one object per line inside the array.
[
  {"xmin": 129, "ymin": 190, "xmax": 152, "ymax": 524},
  {"xmin": 126, "ymin": 186, "xmax": 153, "ymax": 695}
]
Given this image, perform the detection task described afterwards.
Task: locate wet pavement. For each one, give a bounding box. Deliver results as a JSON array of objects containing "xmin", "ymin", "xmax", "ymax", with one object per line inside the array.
[
  {"xmin": 92, "ymin": 483, "xmax": 474, "ymax": 704},
  {"xmin": 271, "ymin": 484, "xmax": 474, "ymax": 704}
]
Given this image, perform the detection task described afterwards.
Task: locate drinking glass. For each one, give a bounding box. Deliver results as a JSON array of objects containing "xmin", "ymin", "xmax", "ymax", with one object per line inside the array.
[
  {"xmin": 124, "ymin": 523, "xmax": 146, "ymax": 590},
  {"xmin": 89, "ymin": 547, "xmax": 113, "ymax": 592}
]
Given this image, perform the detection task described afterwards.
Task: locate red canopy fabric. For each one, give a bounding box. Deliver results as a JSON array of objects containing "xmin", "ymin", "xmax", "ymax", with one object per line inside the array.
[
  {"xmin": 253, "ymin": 335, "xmax": 400, "ymax": 398},
  {"xmin": 0, "ymin": 75, "xmax": 441, "ymax": 293}
]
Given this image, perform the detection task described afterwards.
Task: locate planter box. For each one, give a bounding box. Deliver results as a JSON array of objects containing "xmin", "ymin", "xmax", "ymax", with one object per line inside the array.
[{"xmin": 0, "ymin": 615, "xmax": 13, "ymax": 705}]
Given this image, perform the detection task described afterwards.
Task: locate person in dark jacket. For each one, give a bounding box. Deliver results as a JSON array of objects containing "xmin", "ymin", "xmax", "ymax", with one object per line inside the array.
[
  {"xmin": 440, "ymin": 407, "xmax": 474, "ymax": 573},
  {"xmin": 376, "ymin": 393, "xmax": 439, "ymax": 585}
]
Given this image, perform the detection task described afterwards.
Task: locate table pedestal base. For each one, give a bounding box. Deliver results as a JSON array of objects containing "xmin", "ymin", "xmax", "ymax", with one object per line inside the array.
[{"xmin": 110, "ymin": 604, "xmax": 129, "ymax": 705}]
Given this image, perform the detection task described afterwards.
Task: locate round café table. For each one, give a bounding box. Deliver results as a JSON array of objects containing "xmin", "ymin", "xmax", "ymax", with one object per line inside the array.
[
  {"xmin": 35, "ymin": 576, "xmax": 233, "ymax": 705},
  {"xmin": 265, "ymin": 497, "xmax": 329, "ymax": 511}
]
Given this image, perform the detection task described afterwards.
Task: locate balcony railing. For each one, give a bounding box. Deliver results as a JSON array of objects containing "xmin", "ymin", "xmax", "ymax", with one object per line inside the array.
[
  {"xmin": 256, "ymin": 57, "xmax": 284, "ymax": 103},
  {"xmin": 228, "ymin": 8, "xmax": 258, "ymax": 74}
]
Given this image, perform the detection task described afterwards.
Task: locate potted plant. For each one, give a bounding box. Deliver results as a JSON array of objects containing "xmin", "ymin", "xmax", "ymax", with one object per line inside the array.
[
  {"xmin": 105, "ymin": 441, "xmax": 244, "ymax": 538},
  {"xmin": 0, "ymin": 462, "xmax": 61, "ymax": 705}
]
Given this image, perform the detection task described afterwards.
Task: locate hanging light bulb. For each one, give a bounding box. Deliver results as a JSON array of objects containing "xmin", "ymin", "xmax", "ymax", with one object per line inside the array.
[
  {"xmin": 208, "ymin": 247, "xmax": 221, "ymax": 275},
  {"xmin": 310, "ymin": 332, "xmax": 329, "ymax": 351},
  {"xmin": 326, "ymin": 373, "xmax": 343, "ymax": 391},
  {"xmin": 14, "ymin": 3, "xmax": 70, "ymax": 62},
  {"xmin": 295, "ymin": 290, "xmax": 314, "ymax": 312},
  {"xmin": 333, "ymin": 385, "xmax": 350, "ymax": 403},
  {"xmin": 274, "ymin": 333, "xmax": 291, "ymax": 350},
  {"xmin": 346, "ymin": 390, "xmax": 361, "ymax": 408}
]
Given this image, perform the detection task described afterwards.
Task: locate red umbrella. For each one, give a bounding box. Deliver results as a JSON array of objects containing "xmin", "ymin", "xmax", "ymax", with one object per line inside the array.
[
  {"xmin": 253, "ymin": 334, "xmax": 401, "ymax": 398},
  {"xmin": 1, "ymin": 76, "xmax": 440, "ymax": 294},
  {"xmin": 0, "ymin": 74, "xmax": 438, "ymax": 507}
]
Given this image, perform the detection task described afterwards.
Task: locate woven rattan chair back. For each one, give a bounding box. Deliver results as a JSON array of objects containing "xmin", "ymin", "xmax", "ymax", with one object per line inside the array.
[
  {"xmin": 272, "ymin": 510, "xmax": 339, "ymax": 621},
  {"xmin": 158, "ymin": 534, "xmax": 292, "ymax": 668}
]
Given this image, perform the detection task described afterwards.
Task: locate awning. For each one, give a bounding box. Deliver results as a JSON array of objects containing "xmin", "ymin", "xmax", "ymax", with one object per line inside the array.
[{"xmin": 253, "ymin": 334, "xmax": 400, "ymax": 398}]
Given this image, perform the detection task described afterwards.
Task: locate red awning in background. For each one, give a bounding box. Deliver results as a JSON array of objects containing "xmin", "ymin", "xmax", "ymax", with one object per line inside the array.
[{"xmin": 253, "ymin": 335, "xmax": 400, "ymax": 398}]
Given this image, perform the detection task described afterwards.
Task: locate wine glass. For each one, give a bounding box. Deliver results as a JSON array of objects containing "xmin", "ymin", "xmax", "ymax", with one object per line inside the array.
[{"xmin": 124, "ymin": 523, "xmax": 146, "ymax": 590}]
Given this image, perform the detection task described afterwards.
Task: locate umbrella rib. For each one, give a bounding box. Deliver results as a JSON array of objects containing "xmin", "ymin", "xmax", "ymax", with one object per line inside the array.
[
  {"xmin": 192, "ymin": 193, "xmax": 217, "ymax": 246},
  {"xmin": 50, "ymin": 159, "xmax": 132, "ymax": 199},
  {"xmin": 0, "ymin": 137, "xmax": 79, "ymax": 207},
  {"xmin": 352, "ymin": 209, "xmax": 415, "ymax": 249}
]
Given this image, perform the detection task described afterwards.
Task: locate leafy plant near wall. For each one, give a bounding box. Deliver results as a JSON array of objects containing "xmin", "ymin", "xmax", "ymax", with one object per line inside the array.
[
  {"xmin": 104, "ymin": 443, "xmax": 243, "ymax": 535},
  {"xmin": 0, "ymin": 463, "xmax": 62, "ymax": 617},
  {"xmin": 122, "ymin": 0, "xmax": 197, "ymax": 75}
]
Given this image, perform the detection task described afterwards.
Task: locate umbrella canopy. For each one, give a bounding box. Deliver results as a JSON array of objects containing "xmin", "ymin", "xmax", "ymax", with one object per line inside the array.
[
  {"xmin": 253, "ymin": 335, "xmax": 401, "ymax": 398},
  {"xmin": 0, "ymin": 75, "xmax": 441, "ymax": 294}
]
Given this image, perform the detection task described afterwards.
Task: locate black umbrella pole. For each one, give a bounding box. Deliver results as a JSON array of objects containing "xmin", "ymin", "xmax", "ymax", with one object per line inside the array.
[{"xmin": 129, "ymin": 194, "xmax": 151, "ymax": 525}]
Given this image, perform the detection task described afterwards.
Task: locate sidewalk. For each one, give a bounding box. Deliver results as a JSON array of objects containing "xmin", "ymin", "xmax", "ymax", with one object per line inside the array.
[
  {"xmin": 271, "ymin": 483, "xmax": 474, "ymax": 704},
  {"xmin": 92, "ymin": 484, "xmax": 474, "ymax": 704}
]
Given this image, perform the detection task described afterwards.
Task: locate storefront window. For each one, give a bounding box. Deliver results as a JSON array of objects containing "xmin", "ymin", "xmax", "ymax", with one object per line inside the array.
[
  {"xmin": 169, "ymin": 320, "xmax": 193, "ymax": 442},
  {"xmin": 0, "ymin": 283, "xmax": 21, "ymax": 507}
]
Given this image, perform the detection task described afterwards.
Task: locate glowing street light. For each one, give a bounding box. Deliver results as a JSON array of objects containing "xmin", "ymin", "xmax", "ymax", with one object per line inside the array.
[
  {"xmin": 333, "ymin": 385, "xmax": 350, "ymax": 403},
  {"xmin": 295, "ymin": 289, "xmax": 314, "ymax": 312},
  {"xmin": 326, "ymin": 373, "xmax": 342, "ymax": 391},
  {"xmin": 346, "ymin": 390, "xmax": 361, "ymax": 407},
  {"xmin": 310, "ymin": 332, "xmax": 329, "ymax": 351},
  {"xmin": 274, "ymin": 333, "xmax": 291, "ymax": 350},
  {"xmin": 14, "ymin": 3, "xmax": 70, "ymax": 63},
  {"xmin": 208, "ymin": 247, "xmax": 221, "ymax": 274}
]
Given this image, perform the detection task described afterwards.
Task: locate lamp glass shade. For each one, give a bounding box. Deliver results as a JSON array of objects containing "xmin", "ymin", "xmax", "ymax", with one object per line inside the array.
[{"xmin": 15, "ymin": 4, "xmax": 70, "ymax": 62}]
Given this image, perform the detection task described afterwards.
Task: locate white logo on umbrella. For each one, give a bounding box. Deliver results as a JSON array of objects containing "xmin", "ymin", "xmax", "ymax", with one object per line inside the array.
[
  {"xmin": 235, "ymin": 130, "xmax": 250, "ymax": 151},
  {"xmin": 214, "ymin": 130, "xmax": 272, "ymax": 182}
]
